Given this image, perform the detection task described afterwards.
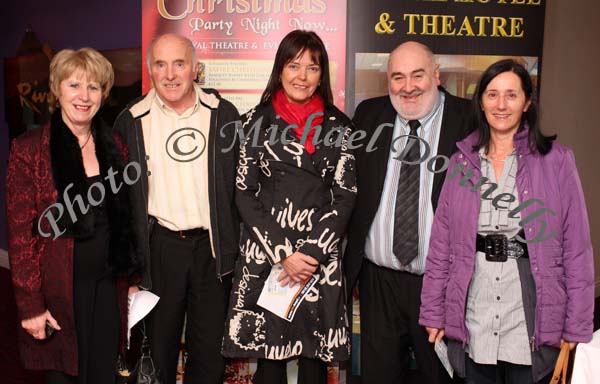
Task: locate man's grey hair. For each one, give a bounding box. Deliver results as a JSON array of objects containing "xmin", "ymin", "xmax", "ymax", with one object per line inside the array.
[
  {"xmin": 387, "ymin": 41, "xmax": 438, "ymax": 73},
  {"xmin": 146, "ymin": 34, "xmax": 199, "ymax": 73}
]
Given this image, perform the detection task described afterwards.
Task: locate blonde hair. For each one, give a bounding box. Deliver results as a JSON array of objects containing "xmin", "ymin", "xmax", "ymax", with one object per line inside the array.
[{"xmin": 48, "ymin": 47, "xmax": 114, "ymax": 112}]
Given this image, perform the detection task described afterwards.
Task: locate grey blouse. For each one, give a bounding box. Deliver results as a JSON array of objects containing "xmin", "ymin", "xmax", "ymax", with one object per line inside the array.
[{"xmin": 465, "ymin": 149, "xmax": 532, "ymax": 365}]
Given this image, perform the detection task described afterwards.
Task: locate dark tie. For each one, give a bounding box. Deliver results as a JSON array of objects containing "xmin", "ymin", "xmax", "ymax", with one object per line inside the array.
[{"xmin": 393, "ymin": 120, "xmax": 421, "ymax": 265}]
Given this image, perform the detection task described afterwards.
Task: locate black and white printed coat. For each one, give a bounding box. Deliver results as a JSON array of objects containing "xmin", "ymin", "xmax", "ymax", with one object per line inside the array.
[{"xmin": 222, "ymin": 101, "xmax": 357, "ymax": 362}]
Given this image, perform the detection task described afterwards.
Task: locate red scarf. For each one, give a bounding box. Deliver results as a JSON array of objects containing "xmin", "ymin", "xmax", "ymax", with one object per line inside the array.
[{"xmin": 272, "ymin": 88, "xmax": 324, "ymax": 154}]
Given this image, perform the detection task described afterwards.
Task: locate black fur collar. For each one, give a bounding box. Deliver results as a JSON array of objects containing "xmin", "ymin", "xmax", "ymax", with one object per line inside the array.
[{"xmin": 49, "ymin": 111, "xmax": 140, "ymax": 275}]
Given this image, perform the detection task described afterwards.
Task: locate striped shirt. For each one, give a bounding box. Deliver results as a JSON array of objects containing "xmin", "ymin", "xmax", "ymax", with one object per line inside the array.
[
  {"xmin": 466, "ymin": 150, "xmax": 531, "ymax": 365},
  {"xmin": 144, "ymin": 84, "xmax": 215, "ymax": 232},
  {"xmin": 364, "ymin": 92, "xmax": 445, "ymax": 275}
]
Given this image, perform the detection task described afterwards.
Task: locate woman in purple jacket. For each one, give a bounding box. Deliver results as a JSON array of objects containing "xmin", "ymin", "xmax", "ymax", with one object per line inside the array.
[{"xmin": 419, "ymin": 59, "xmax": 594, "ymax": 384}]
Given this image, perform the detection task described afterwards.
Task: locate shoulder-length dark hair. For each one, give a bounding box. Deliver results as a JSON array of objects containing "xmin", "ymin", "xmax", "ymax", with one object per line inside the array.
[
  {"xmin": 472, "ymin": 59, "xmax": 555, "ymax": 155},
  {"xmin": 260, "ymin": 30, "xmax": 333, "ymax": 105}
]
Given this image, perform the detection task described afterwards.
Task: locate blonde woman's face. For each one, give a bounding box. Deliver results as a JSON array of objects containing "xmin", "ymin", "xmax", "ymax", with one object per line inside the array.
[{"xmin": 56, "ymin": 70, "xmax": 102, "ymax": 130}]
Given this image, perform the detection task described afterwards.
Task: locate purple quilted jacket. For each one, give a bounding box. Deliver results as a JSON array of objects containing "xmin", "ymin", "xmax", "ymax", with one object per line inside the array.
[{"xmin": 419, "ymin": 128, "xmax": 594, "ymax": 349}]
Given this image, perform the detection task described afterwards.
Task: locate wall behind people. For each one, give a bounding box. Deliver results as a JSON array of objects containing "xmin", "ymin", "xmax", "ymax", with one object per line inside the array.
[
  {"xmin": 0, "ymin": 0, "xmax": 142, "ymax": 251},
  {"xmin": 0, "ymin": 1, "xmax": 598, "ymax": 295},
  {"xmin": 540, "ymin": 0, "xmax": 600, "ymax": 296}
]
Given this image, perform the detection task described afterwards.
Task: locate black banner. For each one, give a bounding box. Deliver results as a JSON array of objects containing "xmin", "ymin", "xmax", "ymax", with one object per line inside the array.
[{"xmin": 347, "ymin": 0, "xmax": 546, "ymax": 110}]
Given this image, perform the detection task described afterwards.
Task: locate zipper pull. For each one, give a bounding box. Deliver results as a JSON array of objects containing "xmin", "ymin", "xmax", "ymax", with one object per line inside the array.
[{"xmin": 530, "ymin": 336, "xmax": 536, "ymax": 352}]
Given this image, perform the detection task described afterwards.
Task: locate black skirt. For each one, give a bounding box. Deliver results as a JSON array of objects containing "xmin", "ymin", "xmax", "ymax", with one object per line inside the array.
[{"xmin": 48, "ymin": 175, "xmax": 120, "ymax": 384}]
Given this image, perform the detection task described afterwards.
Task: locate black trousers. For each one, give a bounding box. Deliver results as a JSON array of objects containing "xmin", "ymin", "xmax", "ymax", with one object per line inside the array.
[
  {"xmin": 465, "ymin": 357, "xmax": 553, "ymax": 384},
  {"xmin": 45, "ymin": 371, "xmax": 77, "ymax": 384},
  {"xmin": 253, "ymin": 357, "xmax": 328, "ymax": 384},
  {"xmin": 359, "ymin": 260, "xmax": 452, "ymax": 384},
  {"xmin": 147, "ymin": 224, "xmax": 232, "ymax": 384}
]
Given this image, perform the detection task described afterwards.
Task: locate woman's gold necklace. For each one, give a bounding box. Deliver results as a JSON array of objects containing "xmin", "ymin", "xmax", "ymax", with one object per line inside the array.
[{"xmin": 80, "ymin": 131, "xmax": 92, "ymax": 149}]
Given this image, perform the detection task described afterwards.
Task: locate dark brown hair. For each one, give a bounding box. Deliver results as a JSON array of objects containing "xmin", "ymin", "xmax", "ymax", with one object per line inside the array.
[
  {"xmin": 261, "ymin": 30, "xmax": 333, "ymax": 105},
  {"xmin": 472, "ymin": 59, "xmax": 555, "ymax": 155}
]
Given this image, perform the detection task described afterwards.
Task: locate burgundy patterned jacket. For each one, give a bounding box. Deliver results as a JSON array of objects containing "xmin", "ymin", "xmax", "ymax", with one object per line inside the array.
[{"xmin": 6, "ymin": 115, "xmax": 138, "ymax": 375}]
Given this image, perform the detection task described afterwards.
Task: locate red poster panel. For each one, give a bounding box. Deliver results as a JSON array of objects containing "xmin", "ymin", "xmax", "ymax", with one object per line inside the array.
[{"xmin": 142, "ymin": 0, "xmax": 347, "ymax": 113}]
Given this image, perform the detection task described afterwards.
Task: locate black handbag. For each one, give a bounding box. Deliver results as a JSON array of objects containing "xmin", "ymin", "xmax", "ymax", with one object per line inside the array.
[
  {"xmin": 118, "ymin": 320, "xmax": 162, "ymax": 384},
  {"xmin": 132, "ymin": 320, "xmax": 161, "ymax": 384}
]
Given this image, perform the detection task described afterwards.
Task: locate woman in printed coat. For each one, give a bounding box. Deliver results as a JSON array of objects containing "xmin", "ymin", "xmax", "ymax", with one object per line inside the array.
[
  {"xmin": 222, "ymin": 30, "xmax": 357, "ymax": 384},
  {"xmin": 419, "ymin": 59, "xmax": 594, "ymax": 383}
]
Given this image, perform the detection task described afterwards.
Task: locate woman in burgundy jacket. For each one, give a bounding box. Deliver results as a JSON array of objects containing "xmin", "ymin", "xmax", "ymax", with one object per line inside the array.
[{"xmin": 7, "ymin": 48, "xmax": 141, "ymax": 384}]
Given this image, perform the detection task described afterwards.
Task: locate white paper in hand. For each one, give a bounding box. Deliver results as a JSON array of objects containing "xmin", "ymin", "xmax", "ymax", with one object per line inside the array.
[
  {"xmin": 127, "ymin": 290, "xmax": 160, "ymax": 348},
  {"xmin": 435, "ymin": 339, "xmax": 454, "ymax": 378},
  {"xmin": 257, "ymin": 264, "xmax": 318, "ymax": 322}
]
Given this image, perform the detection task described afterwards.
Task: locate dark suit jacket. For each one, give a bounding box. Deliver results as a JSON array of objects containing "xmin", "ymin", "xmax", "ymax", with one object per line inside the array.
[{"xmin": 343, "ymin": 88, "xmax": 472, "ymax": 293}]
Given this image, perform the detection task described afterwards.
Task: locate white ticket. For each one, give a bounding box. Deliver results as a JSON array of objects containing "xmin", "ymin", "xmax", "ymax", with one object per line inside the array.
[{"xmin": 257, "ymin": 264, "xmax": 318, "ymax": 322}]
